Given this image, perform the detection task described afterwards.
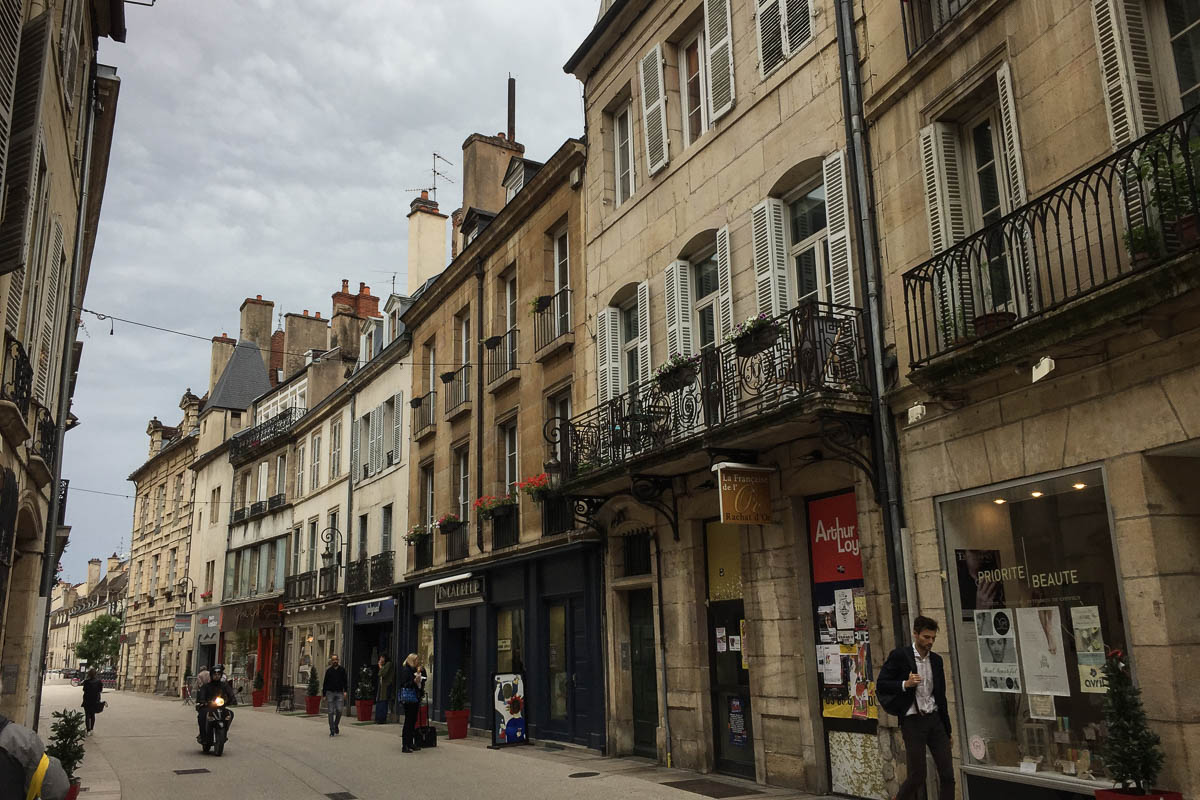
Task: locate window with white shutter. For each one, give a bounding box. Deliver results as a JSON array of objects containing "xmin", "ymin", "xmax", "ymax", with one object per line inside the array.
[
  {"xmin": 60, "ymin": 0, "xmax": 81, "ymax": 106},
  {"xmin": 295, "ymin": 443, "xmax": 305, "ymax": 497},
  {"xmin": 1091, "ymin": 0, "xmax": 1161, "ymax": 148},
  {"xmin": 639, "ymin": 43, "xmax": 669, "ymax": 176},
  {"xmin": 33, "ymin": 219, "xmax": 62, "ymax": 402},
  {"xmin": 664, "ymin": 261, "xmax": 693, "ymax": 358},
  {"xmin": 596, "ymin": 307, "xmax": 620, "ymax": 403},
  {"xmin": 821, "ymin": 150, "xmax": 856, "ymax": 307},
  {"xmin": 751, "ymin": 198, "xmax": 790, "ymax": 316},
  {"xmin": 920, "ymin": 122, "xmax": 969, "ymax": 255},
  {"xmin": 704, "ymin": 0, "xmax": 736, "ymax": 121},
  {"xmin": 757, "ymin": 0, "xmax": 813, "ymax": 78},
  {"xmin": 349, "ymin": 415, "xmax": 360, "ymax": 484},
  {"xmin": 715, "ymin": 226, "xmax": 734, "ymax": 341},
  {"xmin": 392, "ymin": 392, "xmax": 403, "ymax": 462},
  {"xmin": 635, "ymin": 281, "xmax": 652, "ymax": 387},
  {"xmin": 612, "ymin": 104, "xmax": 635, "ymax": 205}
]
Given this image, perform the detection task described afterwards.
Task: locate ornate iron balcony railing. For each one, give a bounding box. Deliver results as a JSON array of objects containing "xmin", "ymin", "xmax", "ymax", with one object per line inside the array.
[
  {"xmin": 229, "ymin": 406, "xmax": 305, "ymax": 465},
  {"xmin": 902, "ymin": 0, "xmax": 972, "ymax": 57},
  {"xmin": 550, "ymin": 301, "xmax": 865, "ymax": 481},
  {"xmin": 485, "ymin": 329, "xmax": 519, "ymax": 384},
  {"xmin": 903, "ymin": 106, "xmax": 1200, "ymax": 367},
  {"xmin": 267, "ymin": 493, "xmax": 286, "ymax": 510},
  {"xmin": 446, "ymin": 526, "xmax": 469, "ymax": 562},
  {"xmin": 412, "ymin": 390, "xmax": 436, "ymax": 437},
  {"xmin": 345, "ymin": 558, "xmax": 369, "ymax": 594},
  {"xmin": 444, "ymin": 365, "xmax": 471, "ymax": 414},
  {"xmin": 33, "ymin": 406, "xmax": 56, "ymax": 463},
  {"xmin": 370, "ymin": 550, "xmax": 394, "ymax": 589},
  {"xmin": 492, "ymin": 505, "xmax": 520, "ymax": 550},
  {"xmin": 285, "ymin": 570, "xmax": 318, "ymax": 603},
  {"xmin": 231, "ymin": 506, "xmax": 248, "ymax": 524},
  {"xmin": 318, "ymin": 565, "xmax": 337, "ymax": 596},
  {"xmin": 249, "ymin": 500, "xmax": 267, "ymax": 517},
  {"xmin": 534, "ymin": 289, "xmax": 572, "ymax": 351},
  {"xmin": 2, "ymin": 335, "xmax": 32, "ymax": 417},
  {"xmin": 411, "ymin": 537, "xmax": 432, "ymax": 571}
]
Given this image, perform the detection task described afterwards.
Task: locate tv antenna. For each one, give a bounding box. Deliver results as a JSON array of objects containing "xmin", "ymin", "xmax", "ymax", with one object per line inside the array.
[{"xmin": 406, "ymin": 152, "xmax": 455, "ymax": 203}]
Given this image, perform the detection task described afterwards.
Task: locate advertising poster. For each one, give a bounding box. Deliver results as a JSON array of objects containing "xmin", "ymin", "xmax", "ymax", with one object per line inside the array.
[
  {"xmin": 729, "ymin": 697, "xmax": 749, "ymax": 746},
  {"xmin": 818, "ymin": 605, "xmax": 836, "ymax": 643},
  {"xmin": 820, "ymin": 643, "xmax": 877, "ymax": 720},
  {"xmin": 809, "ymin": 491, "xmax": 863, "ymax": 583},
  {"xmin": 1016, "ymin": 607, "xmax": 1071, "ymax": 697},
  {"xmin": 715, "ymin": 627, "xmax": 727, "ymax": 653},
  {"xmin": 1028, "ymin": 693, "xmax": 1056, "ymax": 721},
  {"xmin": 491, "ymin": 673, "xmax": 527, "ymax": 747},
  {"xmin": 1071, "ymin": 606, "xmax": 1107, "ymax": 694},
  {"xmin": 975, "ymin": 609, "xmax": 1021, "ymax": 693},
  {"xmin": 955, "ymin": 549, "xmax": 1007, "ymax": 621},
  {"xmin": 834, "ymin": 588, "xmax": 855, "ymax": 630},
  {"xmin": 853, "ymin": 588, "xmax": 868, "ymax": 630}
]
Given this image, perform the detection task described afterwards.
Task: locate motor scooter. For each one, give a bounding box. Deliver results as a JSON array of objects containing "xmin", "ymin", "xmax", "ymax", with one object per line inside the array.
[{"xmin": 197, "ymin": 695, "xmax": 234, "ymax": 756}]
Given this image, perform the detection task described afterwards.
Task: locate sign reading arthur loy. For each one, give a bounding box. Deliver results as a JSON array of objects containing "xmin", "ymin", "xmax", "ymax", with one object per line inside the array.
[
  {"xmin": 434, "ymin": 576, "xmax": 486, "ymax": 610},
  {"xmin": 716, "ymin": 465, "xmax": 773, "ymax": 525}
]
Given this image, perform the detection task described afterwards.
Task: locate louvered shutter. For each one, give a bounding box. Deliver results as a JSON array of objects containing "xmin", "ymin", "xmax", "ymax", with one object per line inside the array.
[
  {"xmin": 751, "ymin": 198, "xmax": 789, "ymax": 315},
  {"xmin": 0, "ymin": 14, "xmax": 49, "ymax": 278},
  {"xmin": 61, "ymin": 0, "xmax": 80, "ymax": 105},
  {"xmin": 920, "ymin": 123, "xmax": 973, "ymax": 343},
  {"xmin": 371, "ymin": 408, "xmax": 382, "ymax": 475},
  {"xmin": 636, "ymin": 281, "xmax": 652, "ymax": 386},
  {"xmin": 821, "ymin": 151, "xmax": 856, "ymax": 307},
  {"xmin": 715, "ymin": 226, "xmax": 734, "ymax": 340},
  {"xmin": 349, "ymin": 415, "xmax": 360, "ymax": 483},
  {"xmin": 784, "ymin": 0, "xmax": 812, "ymax": 54},
  {"xmin": 596, "ymin": 307, "xmax": 620, "ymax": 403},
  {"xmin": 33, "ymin": 220, "xmax": 62, "ymax": 401},
  {"xmin": 366, "ymin": 410, "xmax": 376, "ymax": 477},
  {"xmin": 0, "ymin": 0, "xmax": 24, "ymax": 217},
  {"xmin": 1091, "ymin": 0, "xmax": 1160, "ymax": 149},
  {"xmin": 639, "ymin": 44, "xmax": 669, "ymax": 176},
  {"xmin": 704, "ymin": 0, "xmax": 735, "ymax": 121},
  {"xmin": 3, "ymin": 267, "xmax": 22, "ymax": 333},
  {"xmin": 392, "ymin": 392, "xmax": 403, "ymax": 461},
  {"xmin": 664, "ymin": 261, "xmax": 693, "ymax": 358},
  {"xmin": 757, "ymin": 0, "xmax": 785, "ymax": 76},
  {"xmin": 995, "ymin": 63, "xmax": 1037, "ymax": 315}
]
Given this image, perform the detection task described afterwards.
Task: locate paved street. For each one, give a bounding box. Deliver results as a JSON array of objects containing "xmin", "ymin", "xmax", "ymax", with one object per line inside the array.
[{"xmin": 37, "ymin": 679, "xmax": 816, "ymax": 800}]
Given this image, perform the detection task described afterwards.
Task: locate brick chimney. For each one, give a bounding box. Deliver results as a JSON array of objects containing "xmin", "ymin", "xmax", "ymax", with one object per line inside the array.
[
  {"xmin": 269, "ymin": 330, "xmax": 285, "ymax": 386},
  {"xmin": 407, "ymin": 191, "xmax": 447, "ymax": 294},
  {"xmin": 239, "ymin": 295, "xmax": 275, "ymax": 372},
  {"xmin": 106, "ymin": 552, "xmax": 120, "ymax": 575},
  {"xmin": 209, "ymin": 333, "xmax": 236, "ymax": 394},
  {"xmin": 332, "ymin": 279, "xmax": 362, "ymax": 363},
  {"xmin": 147, "ymin": 417, "xmax": 165, "ymax": 457},
  {"xmin": 450, "ymin": 208, "xmax": 463, "ymax": 259},
  {"xmin": 355, "ymin": 282, "xmax": 381, "ymax": 318},
  {"xmin": 86, "ymin": 558, "xmax": 101, "ymax": 596},
  {"xmin": 460, "ymin": 131, "xmax": 524, "ymax": 220},
  {"xmin": 179, "ymin": 388, "xmax": 201, "ymax": 433},
  {"xmin": 283, "ymin": 310, "xmax": 329, "ymax": 379}
]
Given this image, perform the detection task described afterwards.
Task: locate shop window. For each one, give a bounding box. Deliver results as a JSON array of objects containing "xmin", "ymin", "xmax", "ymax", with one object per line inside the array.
[
  {"xmin": 937, "ymin": 467, "xmax": 1126, "ymax": 789},
  {"xmin": 417, "ymin": 616, "xmax": 435, "ymax": 701},
  {"xmin": 496, "ymin": 607, "xmax": 525, "ymax": 674}
]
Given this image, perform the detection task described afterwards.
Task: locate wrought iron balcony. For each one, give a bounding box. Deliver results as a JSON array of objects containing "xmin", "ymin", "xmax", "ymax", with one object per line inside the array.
[
  {"xmin": 229, "ymin": 406, "xmax": 305, "ymax": 465},
  {"xmin": 443, "ymin": 365, "xmax": 471, "ymax": 417},
  {"xmin": 33, "ymin": 406, "xmax": 55, "ymax": 463},
  {"xmin": 533, "ymin": 289, "xmax": 572, "ymax": 355},
  {"xmin": 231, "ymin": 506, "xmax": 248, "ymax": 524},
  {"xmin": 345, "ymin": 558, "xmax": 369, "ymax": 594},
  {"xmin": 902, "ymin": 0, "xmax": 972, "ymax": 57},
  {"xmin": 492, "ymin": 505, "xmax": 520, "ymax": 550},
  {"xmin": 285, "ymin": 570, "xmax": 318, "ymax": 603},
  {"xmin": 541, "ymin": 495, "xmax": 574, "ymax": 537},
  {"xmin": 370, "ymin": 550, "xmax": 394, "ymax": 589},
  {"xmin": 318, "ymin": 565, "xmax": 337, "ymax": 596},
  {"xmin": 249, "ymin": 500, "xmax": 267, "ymax": 517},
  {"xmin": 485, "ymin": 329, "xmax": 519, "ymax": 387},
  {"xmin": 267, "ymin": 493, "xmax": 286, "ymax": 510},
  {"xmin": 903, "ymin": 106, "xmax": 1200, "ymax": 369},
  {"xmin": 412, "ymin": 390, "xmax": 436, "ymax": 438},
  {"xmin": 550, "ymin": 301, "xmax": 866, "ymax": 483},
  {"xmin": 410, "ymin": 537, "xmax": 432, "ymax": 571},
  {"xmin": 446, "ymin": 526, "xmax": 469, "ymax": 562},
  {"xmin": 1, "ymin": 334, "xmax": 32, "ymax": 416}
]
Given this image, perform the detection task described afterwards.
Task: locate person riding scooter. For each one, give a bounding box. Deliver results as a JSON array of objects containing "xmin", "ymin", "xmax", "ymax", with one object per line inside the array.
[{"xmin": 195, "ymin": 664, "xmax": 235, "ymax": 744}]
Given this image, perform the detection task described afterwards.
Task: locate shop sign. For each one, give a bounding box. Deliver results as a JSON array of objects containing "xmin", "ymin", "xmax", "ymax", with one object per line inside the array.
[
  {"xmin": 433, "ymin": 576, "xmax": 486, "ymax": 609},
  {"xmin": 715, "ymin": 465, "xmax": 773, "ymax": 525},
  {"xmin": 174, "ymin": 614, "xmax": 192, "ymax": 632},
  {"xmin": 352, "ymin": 598, "xmax": 395, "ymax": 624},
  {"xmin": 808, "ymin": 491, "xmax": 862, "ymax": 584},
  {"xmin": 491, "ymin": 672, "xmax": 527, "ymax": 747}
]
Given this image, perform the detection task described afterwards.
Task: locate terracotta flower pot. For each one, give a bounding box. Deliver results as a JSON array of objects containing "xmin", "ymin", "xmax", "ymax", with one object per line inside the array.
[
  {"xmin": 356, "ymin": 699, "xmax": 373, "ymax": 721},
  {"xmin": 65, "ymin": 779, "xmax": 81, "ymax": 800},
  {"xmin": 445, "ymin": 708, "xmax": 470, "ymax": 739},
  {"xmin": 305, "ymin": 695, "xmax": 322, "ymax": 715},
  {"xmin": 251, "ymin": 689, "xmax": 265, "ymax": 707},
  {"xmin": 1095, "ymin": 789, "xmax": 1182, "ymax": 800}
]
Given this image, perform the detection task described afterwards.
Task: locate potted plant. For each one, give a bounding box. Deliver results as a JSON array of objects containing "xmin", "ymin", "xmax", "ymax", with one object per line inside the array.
[
  {"xmin": 972, "ymin": 311, "xmax": 1017, "ymax": 337},
  {"xmin": 409, "ymin": 396, "xmax": 423, "ymax": 409},
  {"xmin": 251, "ymin": 670, "xmax": 265, "ymax": 707},
  {"xmin": 484, "ymin": 334, "xmax": 503, "ymax": 350},
  {"xmin": 304, "ymin": 668, "xmax": 321, "ymax": 715},
  {"xmin": 1141, "ymin": 133, "xmax": 1200, "ymax": 247},
  {"xmin": 515, "ymin": 473, "xmax": 552, "ymax": 503},
  {"xmin": 199, "ymin": 590, "xmax": 212, "ymax": 601},
  {"xmin": 404, "ymin": 524, "xmax": 430, "ymax": 545},
  {"xmin": 46, "ymin": 709, "xmax": 85, "ymax": 800},
  {"xmin": 474, "ymin": 494, "xmax": 516, "ymax": 521},
  {"xmin": 355, "ymin": 664, "xmax": 375, "ymax": 722},
  {"xmin": 446, "ymin": 669, "xmax": 470, "ymax": 739},
  {"xmin": 439, "ymin": 370, "xmax": 456, "ymax": 384},
  {"xmin": 654, "ymin": 352, "xmax": 702, "ymax": 392},
  {"xmin": 529, "ymin": 295, "xmax": 552, "ymax": 315},
  {"xmin": 435, "ymin": 512, "xmax": 462, "ymax": 534},
  {"xmin": 1095, "ymin": 649, "xmax": 1179, "ymax": 799},
  {"xmin": 726, "ymin": 313, "xmax": 786, "ymax": 358},
  {"xmin": 1123, "ymin": 225, "xmax": 1164, "ymax": 265}
]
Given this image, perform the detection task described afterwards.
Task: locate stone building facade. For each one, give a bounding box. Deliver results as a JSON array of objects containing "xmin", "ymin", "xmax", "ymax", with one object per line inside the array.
[{"xmin": 0, "ymin": 0, "xmax": 125, "ymax": 725}]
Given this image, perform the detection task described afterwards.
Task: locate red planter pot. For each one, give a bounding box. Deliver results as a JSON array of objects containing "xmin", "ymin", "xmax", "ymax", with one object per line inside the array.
[
  {"xmin": 356, "ymin": 699, "xmax": 373, "ymax": 721},
  {"xmin": 305, "ymin": 695, "xmax": 322, "ymax": 715},
  {"xmin": 65, "ymin": 779, "xmax": 81, "ymax": 800},
  {"xmin": 251, "ymin": 690, "xmax": 265, "ymax": 707},
  {"xmin": 1095, "ymin": 790, "xmax": 1183, "ymax": 800},
  {"xmin": 445, "ymin": 709, "xmax": 470, "ymax": 739}
]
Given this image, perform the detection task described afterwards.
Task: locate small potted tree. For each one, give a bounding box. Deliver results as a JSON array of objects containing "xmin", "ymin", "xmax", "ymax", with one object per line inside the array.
[
  {"xmin": 355, "ymin": 664, "xmax": 375, "ymax": 722},
  {"xmin": 304, "ymin": 668, "xmax": 322, "ymax": 715},
  {"xmin": 446, "ymin": 669, "xmax": 470, "ymax": 739},
  {"xmin": 46, "ymin": 709, "xmax": 86, "ymax": 800},
  {"xmin": 1095, "ymin": 649, "xmax": 1179, "ymax": 799},
  {"xmin": 251, "ymin": 670, "xmax": 265, "ymax": 707}
]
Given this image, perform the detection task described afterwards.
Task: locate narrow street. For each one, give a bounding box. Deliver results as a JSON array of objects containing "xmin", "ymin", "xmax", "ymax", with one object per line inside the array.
[{"xmin": 38, "ymin": 679, "xmax": 816, "ymax": 800}]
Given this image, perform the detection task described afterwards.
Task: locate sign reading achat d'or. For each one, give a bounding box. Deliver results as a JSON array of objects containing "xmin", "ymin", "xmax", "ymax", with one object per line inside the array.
[{"xmin": 716, "ymin": 466, "xmax": 773, "ymax": 525}]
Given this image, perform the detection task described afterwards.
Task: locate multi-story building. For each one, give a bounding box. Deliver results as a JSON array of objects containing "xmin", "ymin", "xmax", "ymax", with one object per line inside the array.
[
  {"xmin": 564, "ymin": 0, "xmax": 878, "ymax": 789},
  {"xmin": 863, "ymin": 0, "xmax": 1200, "ymax": 797},
  {"xmin": 66, "ymin": 554, "xmax": 126, "ymax": 671},
  {"xmin": 46, "ymin": 579, "xmax": 78, "ymax": 671},
  {"xmin": 401, "ymin": 128, "xmax": 604, "ymax": 745},
  {"xmin": 123, "ymin": 392, "xmax": 200, "ymax": 693},
  {"xmin": 0, "ymin": 0, "xmax": 126, "ymax": 725}
]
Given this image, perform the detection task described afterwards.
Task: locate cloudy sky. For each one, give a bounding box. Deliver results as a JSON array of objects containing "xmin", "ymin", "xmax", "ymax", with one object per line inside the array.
[{"xmin": 60, "ymin": 0, "xmax": 597, "ymax": 583}]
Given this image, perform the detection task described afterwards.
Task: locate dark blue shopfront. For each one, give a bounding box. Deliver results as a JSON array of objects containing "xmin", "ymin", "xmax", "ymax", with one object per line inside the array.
[
  {"xmin": 348, "ymin": 596, "xmax": 397, "ymax": 705},
  {"xmin": 414, "ymin": 545, "xmax": 605, "ymax": 749}
]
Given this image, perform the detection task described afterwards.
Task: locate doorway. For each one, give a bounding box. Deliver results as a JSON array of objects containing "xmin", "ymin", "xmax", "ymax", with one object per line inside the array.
[
  {"xmin": 628, "ymin": 588, "xmax": 658, "ymax": 758},
  {"xmin": 706, "ymin": 522, "xmax": 754, "ymax": 778},
  {"xmin": 543, "ymin": 596, "xmax": 594, "ymax": 745}
]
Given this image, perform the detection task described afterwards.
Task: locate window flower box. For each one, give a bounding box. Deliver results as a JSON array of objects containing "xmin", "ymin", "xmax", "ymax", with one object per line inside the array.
[
  {"xmin": 529, "ymin": 295, "xmax": 552, "ymax": 315},
  {"xmin": 727, "ymin": 313, "xmax": 785, "ymax": 358},
  {"xmin": 434, "ymin": 512, "xmax": 461, "ymax": 534},
  {"xmin": 653, "ymin": 353, "xmax": 701, "ymax": 393},
  {"xmin": 474, "ymin": 494, "xmax": 516, "ymax": 521},
  {"xmin": 514, "ymin": 473, "xmax": 552, "ymax": 503},
  {"xmin": 404, "ymin": 525, "xmax": 430, "ymax": 545}
]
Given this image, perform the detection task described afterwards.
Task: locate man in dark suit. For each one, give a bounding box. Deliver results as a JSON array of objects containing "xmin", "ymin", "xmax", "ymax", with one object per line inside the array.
[{"xmin": 876, "ymin": 616, "xmax": 954, "ymax": 800}]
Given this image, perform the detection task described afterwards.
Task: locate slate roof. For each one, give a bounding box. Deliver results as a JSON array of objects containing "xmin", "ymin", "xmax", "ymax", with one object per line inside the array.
[{"xmin": 203, "ymin": 340, "xmax": 271, "ymax": 412}]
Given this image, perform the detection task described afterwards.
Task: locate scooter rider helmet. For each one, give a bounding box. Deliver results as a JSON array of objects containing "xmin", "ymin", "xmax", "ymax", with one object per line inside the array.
[{"xmin": 211, "ymin": 664, "xmax": 225, "ymax": 676}]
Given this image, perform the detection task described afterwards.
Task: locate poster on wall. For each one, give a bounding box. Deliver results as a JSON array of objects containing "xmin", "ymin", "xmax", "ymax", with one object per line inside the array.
[
  {"xmin": 820, "ymin": 642, "xmax": 877, "ymax": 719},
  {"xmin": 974, "ymin": 609, "xmax": 1021, "ymax": 693},
  {"xmin": 729, "ymin": 697, "xmax": 749, "ymax": 746},
  {"xmin": 490, "ymin": 673, "xmax": 528, "ymax": 747},
  {"xmin": 834, "ymin": 588, "xmax": 855, "ymax": 630},
  {"xmin": 818, "ymin": 605, "xmax": 836, "ymax": 643},
  {"xmin": 1071, "ymin": 605, "xmax": 1107, "ymax": 694},
  {"xmin": 809, "ymin": 492, "xmax": 863, "ymax": 583},
  {"xmin": 955, "ymin": 549, "xmax": 1007, "ymax": 621},
  {"xmin": 1015, "ymin": 607, "xmax": 1071, "ymax": 696}
]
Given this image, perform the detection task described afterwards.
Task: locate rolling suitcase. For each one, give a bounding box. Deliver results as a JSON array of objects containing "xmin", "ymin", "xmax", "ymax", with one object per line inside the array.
[
  {"xmin": 374, "ymin": 700, "xmax": 388, "ymax": 723},
  {"xmin": 417, "ymin": 724, "xmax": 437, "ymax": 747}
]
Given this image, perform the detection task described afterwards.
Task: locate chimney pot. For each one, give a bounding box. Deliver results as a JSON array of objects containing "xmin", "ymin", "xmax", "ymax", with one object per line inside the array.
[
  {"xmin": 342, "ymin": 279, "xmax": 349, "ymax": 292},
  {"xmin": 498, "ymin": 132, "xmax": 506, "ymax": 139},
  {"xmin": 303, "ymin": 310, "xmax": 309, "ymax": 316},
  {"xmin": 359, "ymin": 281, "xmax": 366, "ymax": 291},
  {"xmin": 315, "ymin": 311, "xmax": 321, "ymax": 319},
  {"xmin": 421, "ymin": 190, "xmax": 429, "ymax": 199},
  {"xmin": 256, "ymin": 294, "xmax": 262, "ymax": 300}
]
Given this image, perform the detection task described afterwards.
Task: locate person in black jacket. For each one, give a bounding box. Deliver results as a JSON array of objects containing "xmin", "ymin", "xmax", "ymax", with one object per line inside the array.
[
  {"xmin": 80, "ymin": 669, "xmax": 104, "ymax": 734},
  {"xmin": 195, "ymin": 664, "xmax": 235, "ymax": 744},
  {"xmin": 876, "ymin": 616, "xmax": 954, "ymax": 800},
  {"xmin": 322, "ymin": 654, "xmax": 349, "ymax": 737},
  {"xmin": 397, "ymin": 653, "xmax": 422, "ymax": 753}
]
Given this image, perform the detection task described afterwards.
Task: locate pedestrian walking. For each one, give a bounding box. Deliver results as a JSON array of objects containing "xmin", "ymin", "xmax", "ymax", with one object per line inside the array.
[
  {"xmin": 322, "ymin": 654, "xmax": 349, "ymax": 737},
  {"xmin": 398, "ymin": 653, "xmax": 422, "ymax": 753},
  {"xmin": 81, "ymin": 668, "xmax": 104, "ymax": 735},
  {"xmin": 376, "ymin": 654, "xmax": 395, "ymax": 724},
  {"xmin": 197, "ymin": 664, "xmax": 210, "ymax": 687},
  {"xmin": 876, "ymin": 616, "xmax": 955, "ymax": 800}
]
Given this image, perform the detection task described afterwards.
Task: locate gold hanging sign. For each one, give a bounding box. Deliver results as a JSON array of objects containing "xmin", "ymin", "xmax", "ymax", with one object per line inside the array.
[{"xmin": 713, "ymin": 463, "xmax": 774, "ymax": 525}]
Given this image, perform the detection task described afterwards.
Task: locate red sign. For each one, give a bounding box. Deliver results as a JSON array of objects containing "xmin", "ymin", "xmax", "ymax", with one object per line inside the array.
[{"xmin": 808, "ymin": 491, "xmax": 862, "ymax": 584}]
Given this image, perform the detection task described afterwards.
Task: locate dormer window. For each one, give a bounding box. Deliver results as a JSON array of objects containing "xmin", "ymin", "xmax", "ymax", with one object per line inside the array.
[{"xmin": 505, "ymin": 168, "xmax": 524, "ymax": 203}]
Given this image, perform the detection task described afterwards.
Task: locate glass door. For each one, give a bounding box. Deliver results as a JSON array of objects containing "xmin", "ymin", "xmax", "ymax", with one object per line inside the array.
[
  {"xmin": 544, "ymin": 597, "xmax": 594, "ymax": 745},
  {"xmin": 706, "ymin": 522, "xmax": 754, "ymax": 778}
]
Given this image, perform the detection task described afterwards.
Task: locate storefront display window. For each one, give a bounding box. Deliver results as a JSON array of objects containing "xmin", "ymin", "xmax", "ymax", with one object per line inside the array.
[
  {"xmin": 496, "ymin": 608, "xmax": 524, "ymax": 674},
  {"xmin": 548, "ymin": 604, "xmax": 567, "ymax": 720},
  {"xmin": 937, "ymin": 467, "xmax": 1126, "ymax": 788},
  {"xmin": 417, "ymin": 616, "xmax": 434, "ymax": 700}
]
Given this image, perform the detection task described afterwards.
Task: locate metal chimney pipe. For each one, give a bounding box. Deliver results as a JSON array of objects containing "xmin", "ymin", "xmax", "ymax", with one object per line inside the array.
[{"xmin": 507, "ymin": 76, "xmax": 516, "ymax": 141}]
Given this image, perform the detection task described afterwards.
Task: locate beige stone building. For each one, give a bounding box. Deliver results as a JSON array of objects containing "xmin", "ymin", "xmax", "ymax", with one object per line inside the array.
[
  {"xmin": 46, "ymin": 579, "xmax": 77, "ymax": 671},
  {"xmin": 0, "ymin": 0, "xmax": 125, "ymax": 725},
  {"xmin": 64, "ymin": 554, "xmax": 125, "ymax": 671}
]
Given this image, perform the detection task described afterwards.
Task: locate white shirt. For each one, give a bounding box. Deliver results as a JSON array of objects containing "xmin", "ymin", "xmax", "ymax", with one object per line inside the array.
[{"xmin": 907, "ymin": 643, "xmax": 937, "ymax": 716}]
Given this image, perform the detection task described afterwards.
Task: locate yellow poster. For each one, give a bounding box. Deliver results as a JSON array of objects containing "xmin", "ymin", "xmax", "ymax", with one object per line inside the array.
[{"xmin": 820, "ymin": 643, "xmax": 878, "ymax": 720}]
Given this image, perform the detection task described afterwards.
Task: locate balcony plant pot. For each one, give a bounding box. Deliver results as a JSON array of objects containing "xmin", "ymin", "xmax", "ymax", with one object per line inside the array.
[
  {"xmin": 531, "ymin": 295, "xmax": 553, "ymax": 314},
  {"xmin": 409, "ymin": 397, "xmax": 423, "ymax": 409},
  {"xmin": 733, "ymin": 326, "xmax": 779, "ymax": 358},
  {"xmin": 437, "ymin": 520, "xmax": 462, "ymax": 535},
  {"xmin": 972, "ymin": 311, "xmax": 1017, "ymax": 337},
  {"xmin": 484, "ymin": 335, "xmax": 503, "ymax": 350},
  {"xmin": 489, "ymin": 503, "xmax": 515, "ymax": 520},
  {"xmin": 1094, "ymin": 791, "xmax": 1182, "ymax": 800},
  {"xmin": 356, "ymin": 698, "xmax": 374, "ymax": 722},
  {"xmin": 439, "ymin": 371, "xmax": 456, "ymax": 385},
  {"xmin": 655, "ymin": 364, "xmax": 697, "ymax": 393},
  {"xmin": 1173, "ymin": 213, "xmax": 1200, "ymax": 246}
]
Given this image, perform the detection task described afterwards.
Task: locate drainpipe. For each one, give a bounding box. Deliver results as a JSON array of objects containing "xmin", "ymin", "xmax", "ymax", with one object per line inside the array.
[
  {"xmin": 652, "ymin": 530, "xmax": 672, "ymax": 767},
  {"xmin": 834, "ymin": 0, "xmax": 908, "ymax": 649},
  {"xmin": 31, "ymin": 58, "xmax": 98, "ymax": 728},
  {"xmin": 345, "ymin": 390, "xmax": 356, "ymax": 660},
  {"xmin": 474, "ymin": 261, "xmax": 485, "ymax": 555}
]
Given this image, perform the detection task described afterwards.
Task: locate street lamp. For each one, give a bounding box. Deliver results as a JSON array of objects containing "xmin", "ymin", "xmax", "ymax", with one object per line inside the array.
[
  {"xmin": 320, "ymin": 527, "xmax": 343, "ymax": 570},
  {"xmin": 177, "ymin": 576, "xmax": 196, "ymax": 609},
  {"xmin": 543, "ymin": 456, "xmax": 562, "ymax": 492}
]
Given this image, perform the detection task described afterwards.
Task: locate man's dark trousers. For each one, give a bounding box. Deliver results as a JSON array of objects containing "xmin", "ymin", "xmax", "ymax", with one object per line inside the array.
[{"xmin": 897, "ymin": 712, "xmax": 954, "ymax": 800}]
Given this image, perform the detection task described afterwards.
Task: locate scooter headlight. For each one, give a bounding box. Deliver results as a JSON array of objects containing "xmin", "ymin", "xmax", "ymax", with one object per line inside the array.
[{"xmin": 213, "ymin": 697, "xmax": 224, "ymax": 707}]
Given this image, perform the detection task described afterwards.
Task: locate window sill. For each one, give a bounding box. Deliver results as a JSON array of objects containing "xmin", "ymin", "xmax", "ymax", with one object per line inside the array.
[
  {"xmin": 535, "ymin": 332, "xmax": 574, "ymax": 363},
  {"xmin": 445, "ymin": 400, "xmax": 472, "ymax": 423}
]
